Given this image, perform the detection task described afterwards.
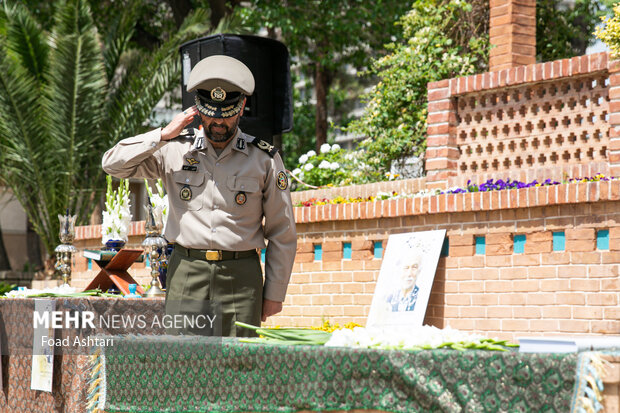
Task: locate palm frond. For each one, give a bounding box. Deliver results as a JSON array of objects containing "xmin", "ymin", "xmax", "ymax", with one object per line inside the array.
[
  {"xmin": 44, "ymin": 0, "xmax": 107, "ymax": 224},
  {"xmin": 102, "ymin": 0, "xmax": 140, "ymax": 83},
  {"xmin": 104, "ymin": 8, "xmax": 210, "ymax": 145},
  {"xmin": 0, "ymin": 1, "xmax": 49, "ymax": 83}
]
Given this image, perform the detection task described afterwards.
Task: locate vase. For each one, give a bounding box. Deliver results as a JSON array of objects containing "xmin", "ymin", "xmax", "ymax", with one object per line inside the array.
[
  {"xmin": 105, "ymin": 239, "xmax": 126, "ymax": 252},
  {"xmin": 157, "ymin": 243, "xmax": 174, "ymax": 289}
]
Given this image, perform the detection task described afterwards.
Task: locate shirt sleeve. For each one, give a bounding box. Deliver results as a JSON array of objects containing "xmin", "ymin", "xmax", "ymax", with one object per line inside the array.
[
  {"xmin": 101, "ymin": 128, "xmax": 167, "ymax": 179},
  {"xmin": 261, "ymin": 153, "xmax": 297, "ymax": 302}
]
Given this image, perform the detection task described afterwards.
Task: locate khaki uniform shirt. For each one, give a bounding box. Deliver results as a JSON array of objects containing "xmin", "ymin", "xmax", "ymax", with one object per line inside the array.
[{"xmin": 102, "ymin": 127, "xmax": 297, "ymax": 302}]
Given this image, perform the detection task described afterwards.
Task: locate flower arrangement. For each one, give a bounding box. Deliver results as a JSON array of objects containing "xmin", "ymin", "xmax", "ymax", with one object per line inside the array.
[
  {"xmin": 295, "ymin": 175, "xmax": 618, "ymax": 207},
  {"xmin": 101, "ymin": 175, "xmax": 132, "ymax": 244},
  {"xmin": 145, "ymin": 178, "xmax": 168, "ymax": 232}
]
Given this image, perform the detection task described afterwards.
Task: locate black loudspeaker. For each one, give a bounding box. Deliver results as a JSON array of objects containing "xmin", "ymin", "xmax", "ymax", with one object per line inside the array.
[{"xmin": 179, "ymin": 34, "xmax": 293, "ymax": 144}]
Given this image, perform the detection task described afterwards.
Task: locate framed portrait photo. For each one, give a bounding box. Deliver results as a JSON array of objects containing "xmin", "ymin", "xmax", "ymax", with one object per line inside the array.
[{"xmin": 366, "ymin": 229, "xmax": 446, "ymax": 329}]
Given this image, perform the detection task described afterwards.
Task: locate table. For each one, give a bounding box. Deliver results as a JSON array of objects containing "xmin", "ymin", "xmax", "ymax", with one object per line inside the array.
[
  {"xmin": 0, "ymin": 297, "xmax": 164, "ymax": 412},
  {"xmin": 0, "ymin": 298, "xmax": 615, "ymax": 413},
  {"xmin": 89, "ymin": 335, "xmax": 608, "ymax": 413}
]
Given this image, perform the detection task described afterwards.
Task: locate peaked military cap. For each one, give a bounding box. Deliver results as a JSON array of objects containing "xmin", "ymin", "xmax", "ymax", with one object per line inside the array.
[{"xmin": 187, "ymin": 55, "xmax": 255, "ymax": 119}]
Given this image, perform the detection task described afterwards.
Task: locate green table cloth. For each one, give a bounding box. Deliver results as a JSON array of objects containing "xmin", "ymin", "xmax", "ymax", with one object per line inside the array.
[{"xmin": 87, "ymin": 335, "xmax": 607, "ymax": 413}]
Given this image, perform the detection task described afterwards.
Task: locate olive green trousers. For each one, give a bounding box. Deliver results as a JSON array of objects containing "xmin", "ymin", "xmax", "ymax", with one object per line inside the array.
[{"xmin": 164, "ymin": 246, "xmax": 262, "ymax": 337}]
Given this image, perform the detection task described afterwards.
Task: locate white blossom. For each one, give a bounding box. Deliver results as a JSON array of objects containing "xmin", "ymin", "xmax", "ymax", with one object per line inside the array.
[
  {"xmin": 298, "ymin": 154, "xmax": 309, "ymax": 164},
  {"xmin": 320, "ymin": 143, "xmax": 331, "ymax": 153},
  {"xmin": 306, "ymin": 150, "xmax": 317, "ymax": 157},
  {"xmin": 331, "ymin": 143, "xmax": 341, "ymax": 152},
  {"xmin": 318, "ymin": 160, "xmax": 331, "ymax": 169},
  {"xmin": 303, "ymin": 163, "xmax": 314, "ymax": 171},
  {"xmin": 292, "ymin": 168, "xmax": 302, "ymax": 175},
  {"xmin": 329, "ymin": 162, "xmax": 340, "ymax": 170}
]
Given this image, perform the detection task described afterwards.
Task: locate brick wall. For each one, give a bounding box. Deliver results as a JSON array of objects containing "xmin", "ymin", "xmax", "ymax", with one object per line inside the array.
[
  {"xmin": 426, "ymin": 52, "xmax": 617, "ymax": 189},
  {"xmin": 71, "ymin": 179, "xmax": 620, "ymax": 341}
]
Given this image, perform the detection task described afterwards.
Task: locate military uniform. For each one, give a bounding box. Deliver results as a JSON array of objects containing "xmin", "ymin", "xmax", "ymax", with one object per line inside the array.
[{"xmin": 101, "ymin": 55, "xmax": 297, "ymax": 336}]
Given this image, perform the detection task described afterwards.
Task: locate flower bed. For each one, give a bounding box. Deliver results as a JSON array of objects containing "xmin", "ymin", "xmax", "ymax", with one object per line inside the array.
[{"xmin": 295, "ymin": 174, "xmax": 618, "ymax": 207}]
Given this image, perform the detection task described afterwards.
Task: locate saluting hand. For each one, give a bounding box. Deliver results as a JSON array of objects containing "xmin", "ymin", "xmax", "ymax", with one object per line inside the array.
[
  {"xmin": 261, "ymin": 298, "xmax": 283, "ymax": 322},
  {"xmin": 161, "ymin": 106, "xmax": 199, "ymax": 141}
]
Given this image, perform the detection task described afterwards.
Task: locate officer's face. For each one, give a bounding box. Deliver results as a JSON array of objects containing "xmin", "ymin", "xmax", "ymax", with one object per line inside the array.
[
  {"xmin": 200, "ymin": 99, "xmax": 246, "ymax": 142},
  {"xmin": 200, "ymin": 113, "xmax": 241, "ymax": 142}
]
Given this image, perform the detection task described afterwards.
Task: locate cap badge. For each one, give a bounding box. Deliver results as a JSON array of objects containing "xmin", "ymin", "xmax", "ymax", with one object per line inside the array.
[
  {"xmin": 235, "ymin": 191, "xmax": 247, "ymax": 205},
  {"xmin": 180, "ymin": 185, "xmax": 192, "ymax": 201},
  {"xmin": 211, "ymin": 87, "xmax": 226, "ymax": 102},
  {"xmin": 276, "ymin": 171, "xmax": 288, "ymax": 190}
]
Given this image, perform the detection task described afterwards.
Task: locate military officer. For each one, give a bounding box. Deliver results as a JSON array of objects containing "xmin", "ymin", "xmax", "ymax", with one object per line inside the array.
[{"xmin": 102, "ymin": 55, "xmax": 297, "ymax": 336}]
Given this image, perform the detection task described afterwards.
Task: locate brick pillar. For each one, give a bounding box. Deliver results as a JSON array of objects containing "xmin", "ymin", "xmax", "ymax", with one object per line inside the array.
[
  {"xmin": 425, "ymin": 80, "xmax": 458, "ymax": 190},
  {"xmin": 610, "ymin": 58, "xmax": 620, "ymax": 177},
  {"xmin": 489, "ymin": 0, "xmax": 536, "ymax": 71}
]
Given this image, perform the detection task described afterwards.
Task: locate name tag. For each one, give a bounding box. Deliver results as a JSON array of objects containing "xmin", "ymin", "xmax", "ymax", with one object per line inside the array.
[{"xmin": 182, "ymin": 165, "xmax": 198, "ymax": 171}]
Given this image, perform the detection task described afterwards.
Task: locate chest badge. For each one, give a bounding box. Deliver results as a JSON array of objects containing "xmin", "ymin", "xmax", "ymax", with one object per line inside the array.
[
  {"xmin": 235, "ymin": 191, "xmax": 247, "ymax": 205},
  {"xmin": 186, "ymin": 158, "xmax": 199, "ymax": 165},
  {"xmin": 276, "ymin": 171, "xmax": 288, "ymax": 190},
  {"xmin": 180, "ymin": 185, "xmax": 192, "ymax": 201}
]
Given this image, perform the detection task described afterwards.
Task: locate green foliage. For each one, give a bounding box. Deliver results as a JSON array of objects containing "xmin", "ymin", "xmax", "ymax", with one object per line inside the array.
[
  {"xmin": 238, "ymin": 0, "xmax": 411, "ymax": 150},
  {"xmin": 596, "ymin": 3, "xmax": 620, "ymax": 58},
  {"xmin": 0, "ymin": 282, "xmax": 16, "ymax": 296},
  {"xmin": 346, "ymin": 0, "xmax": 489, "ymax": 173},
  {"xmin": 537, "ymin": 0, "xmax": 615, "ymax": 62},
  {"xmin": 0, "ymin": 0, "xmax": 210, "ymax": 256}
]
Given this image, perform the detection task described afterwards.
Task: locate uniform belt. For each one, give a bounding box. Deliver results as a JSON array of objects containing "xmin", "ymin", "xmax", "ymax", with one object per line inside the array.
[{"xmin": 174, "ymin": 244, "xmax": 257, "ymax": 261}]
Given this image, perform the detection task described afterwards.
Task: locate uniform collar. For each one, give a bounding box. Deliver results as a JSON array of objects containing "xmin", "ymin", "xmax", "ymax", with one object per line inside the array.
[{"xmin": 190, "ymin": 128, "xmax": 206, "ymax": 152}]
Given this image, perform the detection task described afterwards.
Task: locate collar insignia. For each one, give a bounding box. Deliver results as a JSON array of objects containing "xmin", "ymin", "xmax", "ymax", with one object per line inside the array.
[{"xmin": 236, "ymin": 138, "xmax": 246, "ymax": 150}]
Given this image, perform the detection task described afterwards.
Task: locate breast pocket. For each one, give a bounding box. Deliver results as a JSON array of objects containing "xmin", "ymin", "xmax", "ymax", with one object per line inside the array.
[
  {"xmin": 170, "ymin": 170, "xmax": 206, "ymax": 211},
  {"xmin": 226, "ymin": 176, "xmax": 260, "ymax": 209}
]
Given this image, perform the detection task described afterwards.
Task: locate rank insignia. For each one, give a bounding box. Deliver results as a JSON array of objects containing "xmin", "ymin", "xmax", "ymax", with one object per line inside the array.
[
  {"xmin": 180, "ymin": 185, "xmax": 192, "ymax": 201},
  {"xmin": 276, "ymin": 171, "xmax": 288, "ymax": 190},
  {"xmin": 236, "ymin": 138, "xmax": 246, "ymax": 150},
  {"xmin": 186, "ymin": 158, "xmax": 199, "ymax": 165},
  {"xmin": 235, "ymin": 191, "xmax": 247, "ymax": 205}
]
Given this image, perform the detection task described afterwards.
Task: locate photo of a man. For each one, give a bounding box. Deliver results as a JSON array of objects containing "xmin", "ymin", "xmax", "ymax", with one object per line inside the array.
[
  {"xmin": 366, "ymin": 230, "xmax": 445, "ymax": 329},
  {"xmin": 384, "ymin": 254, "xmax": 421, "ymax": 312}
]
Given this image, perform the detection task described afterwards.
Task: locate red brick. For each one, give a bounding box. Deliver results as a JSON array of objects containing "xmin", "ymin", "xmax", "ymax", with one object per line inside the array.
[
  {"xmin": 487, "ymin": 243, "xmax": 513, "ymax": 255},
  {"xmin": 565, "ymin": 228, "xmax": 595, "ymax": 240},
  {"xmin": 565, "ymin": 239, "xmax": 595, "ymax": 252},
  {"xmin": 513, "ymin": 254, "xmax": 540, "ymax": 266},
  {"xmin": 587, "ymin": 293, "xmax": 618, "ymax": 306},
  {"xmin": 486, "ymin": 233, "xmax": 512, "ymax": 244},
  {"xmin": 524, "ymin": 240, "xmax": 552, "ymax": 254}
]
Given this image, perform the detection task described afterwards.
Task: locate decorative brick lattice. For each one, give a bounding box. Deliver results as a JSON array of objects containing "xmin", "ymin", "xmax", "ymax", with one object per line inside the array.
[{"xmin": 455, "ymin": 74, "xmax": 610, "ymax": 177}]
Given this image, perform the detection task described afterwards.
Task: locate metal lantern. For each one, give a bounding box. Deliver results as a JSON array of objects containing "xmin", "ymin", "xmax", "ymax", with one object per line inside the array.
[
  {"xmin": 142, "ymin": 203, "xmax": 167, "ymax": 297},
  {"xmin": 55, "ymin": 213, "xmax": 78, "ymax": 287}
]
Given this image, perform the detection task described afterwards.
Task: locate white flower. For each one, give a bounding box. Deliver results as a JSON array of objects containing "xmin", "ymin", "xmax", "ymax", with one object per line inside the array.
[
  {"xmin": 318, "ymin": 160, "xmax": 331, "ymax": 169},
  {"xmin": 102, "ymin": 176, "xmax": 132, "ymax": 244},
  {"xmin": 303, "ymin": 163, "xmax": 314, "ymax": 171},
  {"xmin": 298, "ymin": 154, "xmax": 309, "ymax": 164},
  {"xmin": 331, "ymin": 143, "xmax": 341, "ymax": 152},
  {"xmin": 329, "ymin": 162, "xmax": 340, "ymax": 170},
  {"xmin": 344, "ymin": 153, "xmax": 354, "ymax": 161},
  {"xmin": 306, "ymin": 150, "xmax": 317, "ymax": 157},
  {"xmin": 320, "ymin": 143, "xmax": 331, "ymax": 153},
  {"xmin": 292, "ymin": 168, "xmax": 302, "ymax": 175}
]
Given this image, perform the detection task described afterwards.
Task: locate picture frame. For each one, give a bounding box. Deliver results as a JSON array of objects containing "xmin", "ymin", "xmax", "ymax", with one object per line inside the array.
[{"xmin": 366, "ymin": 229, "xmax": 446, "ymax": 329}]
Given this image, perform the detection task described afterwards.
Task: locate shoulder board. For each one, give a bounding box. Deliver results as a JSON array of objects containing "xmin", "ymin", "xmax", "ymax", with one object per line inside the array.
[
  {"xmin": 173, "ymin": 128, "xmax": 196, "ymax": 140},
  {"xmin": 250, "ymin": 139, "xmax": 278, "ymax": 157}
]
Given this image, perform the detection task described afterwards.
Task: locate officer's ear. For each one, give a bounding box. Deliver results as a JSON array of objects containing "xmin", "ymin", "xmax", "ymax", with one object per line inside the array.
[{"xmin": 240, "ymin": 97, "xmax": 247, "ymax": 118}]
